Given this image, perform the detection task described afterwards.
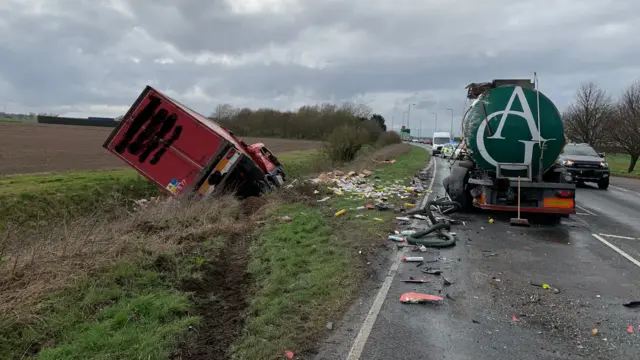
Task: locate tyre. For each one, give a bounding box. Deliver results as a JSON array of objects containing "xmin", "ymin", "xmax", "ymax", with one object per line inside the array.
[{"xmin": 598, "ymin": 177, "xmax": 609, "ymax": 190}]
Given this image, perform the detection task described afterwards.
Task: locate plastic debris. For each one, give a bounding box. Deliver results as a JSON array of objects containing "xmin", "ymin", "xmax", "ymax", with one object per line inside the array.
[
  {"xmin": 388, "ymin": 235, "xmax": 406, "ymax": 242},
  {"xmin": 443, "ymin": 276, "xmax": 454, "ymax": 285},
  {"xmin": 592, "ymin": 328, "xmax": 599, "ymax": 336},
  {"xmin": 326, "ymin": 322, "xmax": 334, "ymax": 330},
  {"xmin": 627, "ymin": 325, "xmax": 634, "ymax": 334},
  {"xmin": 419, "ymin": 245, "xmax": 428, "ymax": 252},
  {"xmin": 512, "ymin": 315, "xmax": 519, "ymax": 322},
  {"xmin": 401, "ymin": 279, "xmax": 431, "ymax": 283},
  {"xmin": 623, "ymin": 301, "xmax": 640, "ymax": 308},
  {"xmin": 404, "ymin": 203, "xmax": 416, "ymax": 208},
  {"xmin": 334, "ymin": 209, "xmax": 346, "ymax": 217},
  {"xmin": 422, "ymin": 268, "xmax": 442, "ymax": 275},
  {"xmin": 488, "ymin": 218, "xmax": 495, "ymax": 224},
  {"xmin": 317, "ymin": 196, "xmax": 331, "ymax": 202},
  {"xmin": 399, "ymin": 292, "xmax": 444, "ymax": 304},
  {"xmin": 374, "ymin": 218, "xmax": 384, "ymax": 222},
  {"xmin": 285, "ymin": 349, "xmax": 295, "ymax": 358},
  {"xmin": 396, "ymin": 216, "xmax": 411, "ymax": 222},
  {"xmin": 279, "ymin": 216, "xmax": 293, "ymax": 223},
  {"xmin": 401, "ymin": 230, "xmax": 417, "ymax": 236},
  {"xmin": 402, "ymin": 256, "xmax": 424, "ymax": 262}
]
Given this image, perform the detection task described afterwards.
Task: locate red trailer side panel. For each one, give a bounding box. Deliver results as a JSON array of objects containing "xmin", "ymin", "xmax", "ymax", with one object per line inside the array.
[{"xmin": 103, "ymin": 87, "xmax": 227, "ymax": 196}]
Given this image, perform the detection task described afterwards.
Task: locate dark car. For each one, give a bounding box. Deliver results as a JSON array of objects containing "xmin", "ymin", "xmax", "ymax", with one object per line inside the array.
[{"xmin": 557, "ymin": 143, "xmax": 610, "ymax": 189}]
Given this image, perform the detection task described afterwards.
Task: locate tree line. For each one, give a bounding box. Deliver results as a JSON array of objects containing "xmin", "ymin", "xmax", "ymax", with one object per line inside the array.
[
  {"xmin": 563, "ymin": 80, "xmax": 640, "ymax": 173},
  {"xmin": 209, "ymin": 103, "xmax": 388, "ymax": 141}
]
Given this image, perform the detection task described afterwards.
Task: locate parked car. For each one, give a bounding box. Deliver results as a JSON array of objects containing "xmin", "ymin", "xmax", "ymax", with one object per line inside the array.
[{"xmin": 557, "ymin": 143, "xmax": 610, "ymax": 189}]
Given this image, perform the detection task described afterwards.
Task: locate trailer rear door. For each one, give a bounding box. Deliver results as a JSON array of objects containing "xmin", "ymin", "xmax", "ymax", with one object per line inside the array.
[{"xmin": 103, "ymin": 87, "xmax": 227, "ymax": 196}]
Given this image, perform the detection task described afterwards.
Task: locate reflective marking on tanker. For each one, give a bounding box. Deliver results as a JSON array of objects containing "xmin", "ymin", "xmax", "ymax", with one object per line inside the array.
[{"xmin": 476, "ymin": 86, "xmax": 555, "ymax": 170}]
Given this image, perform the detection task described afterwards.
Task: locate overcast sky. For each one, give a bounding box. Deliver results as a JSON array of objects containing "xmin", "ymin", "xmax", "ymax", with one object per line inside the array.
[{"xmin": 1, "ymin": 0, "xmax": 639, "ymax": 136}]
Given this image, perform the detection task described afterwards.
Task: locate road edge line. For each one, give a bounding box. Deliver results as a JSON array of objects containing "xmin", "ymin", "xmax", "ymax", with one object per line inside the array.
[
  {"xmin": 345, "ymin": 154, "xmax": 437, "ymax": 360},
  {"xmin": 592, "ymin": 233, "xmax": 640, "ymax": 268}
]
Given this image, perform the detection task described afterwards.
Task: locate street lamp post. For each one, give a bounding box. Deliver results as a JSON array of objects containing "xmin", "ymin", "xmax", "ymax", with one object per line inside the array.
[
  {"xmin": 446, "ymin": 108, "xmax": 454, "ymax": 137},
  {"xmin": 407, "ymin": 103, "xmax": 415, "ymax": 128},
  {"xmin": 431, "ymin": 112, "xmax": 438, "ymax": 133}
]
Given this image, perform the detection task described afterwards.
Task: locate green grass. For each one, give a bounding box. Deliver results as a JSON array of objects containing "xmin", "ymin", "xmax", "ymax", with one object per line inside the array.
[
  {"xmin": 0, "ymin": 144, "xmax": 429, "ymax": 360},
  {"xmin": 0, "ymin": 169, "xmax": 159, "ymax": 230},
  {"xmin": 231, "ymin": 145, "xmax": 429, "ymax": 360},
  {"xmin": 0, "ymin": 149, "xmax": 328, "ymax": 231},
  {"xmin": 1, "ymin": 262, "xmax": 200, "ymax": 359},
  {"xmin": 606, "ymin": 153, "xmax": 640, "ymax": 179}
]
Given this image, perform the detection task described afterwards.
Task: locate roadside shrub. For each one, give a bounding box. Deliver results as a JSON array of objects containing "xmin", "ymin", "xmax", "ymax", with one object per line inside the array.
[
  {"xmin": 323, "ymin": 125, "xmax": 369, "ymax": 163},
  {"xmin": 375, "ymin": 131, "xmax": 402, "ymax": 149}
]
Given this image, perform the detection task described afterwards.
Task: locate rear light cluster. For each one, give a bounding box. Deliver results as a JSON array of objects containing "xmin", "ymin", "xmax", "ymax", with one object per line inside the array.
[{"xmin": 556, "ymin": 190, "xmax": 574, "ymax": 198}]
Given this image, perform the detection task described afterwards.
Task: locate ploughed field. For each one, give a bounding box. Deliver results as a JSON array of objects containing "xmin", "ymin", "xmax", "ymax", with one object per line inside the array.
[{"xmin": 0, "ymin": 122, "xmax": 322, "ymax": 176}]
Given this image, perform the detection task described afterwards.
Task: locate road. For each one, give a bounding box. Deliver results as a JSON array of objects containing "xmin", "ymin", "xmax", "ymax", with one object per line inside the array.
[{"xmin": 314, "ymin": 151, "xmax": 640, "ymax": 360}]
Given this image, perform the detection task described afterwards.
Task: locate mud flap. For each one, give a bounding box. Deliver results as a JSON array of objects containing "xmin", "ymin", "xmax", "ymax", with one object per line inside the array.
[{"xmin": 443, "ymin": 163, "xmax": 471, "ymax": 210}]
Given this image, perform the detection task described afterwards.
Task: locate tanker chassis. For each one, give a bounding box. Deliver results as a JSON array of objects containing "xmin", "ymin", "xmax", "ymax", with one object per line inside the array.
[{"xmin": 443, "ymin": 79, "xmax": 576, "ymax": 219}]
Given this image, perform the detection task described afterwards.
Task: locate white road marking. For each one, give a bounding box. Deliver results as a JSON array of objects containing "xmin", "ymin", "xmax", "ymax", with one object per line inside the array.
[
  {"xmin": 598, "ymin": 233, "xmax": 638, "ymax": 240},
  {"xmin": 612, "ymin": 185, "xmax": 630, "ymax": 193},
  {"xmin": 576, "ymin": 212, "xmax": 592, "ymax": 216},
  {"xmin": 576, "ymin": 204, "xmax": 596, "ymax": 216},
  {"xmin": 346, "ymin": 155, "xmax": 437, "ymax": 360},
  {"xmin": 592, "ymin": 234, "xmax": 640, "ymax": 268}
]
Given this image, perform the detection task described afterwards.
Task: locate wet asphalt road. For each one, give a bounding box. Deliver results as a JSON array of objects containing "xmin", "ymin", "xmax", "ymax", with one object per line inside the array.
[{"xmin": 315, "ymin": 151, "xmax": 640, "ymax": 360}]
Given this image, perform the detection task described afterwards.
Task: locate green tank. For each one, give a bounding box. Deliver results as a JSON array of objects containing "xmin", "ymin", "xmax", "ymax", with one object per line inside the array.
[{"xmin": 462, "ymin": 83, "xmax": 565, "ymax": 176}]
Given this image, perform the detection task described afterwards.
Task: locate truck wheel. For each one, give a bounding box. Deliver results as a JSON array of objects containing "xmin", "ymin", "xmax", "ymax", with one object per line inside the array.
[
  {"xmin": 258, "ymin": 180, "xmax": 272, "ymax": 195},
  {"xmin": 598, "ymin": 178, "xmax": 609, "ymax": 190}
]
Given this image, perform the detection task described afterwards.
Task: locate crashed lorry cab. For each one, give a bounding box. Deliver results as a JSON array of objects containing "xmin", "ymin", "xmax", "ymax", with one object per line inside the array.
[
  {"xmin": 103, "ymin": 86, "xmax": 285, "ymax": 200},
  {"xmin": 443, "ymin": 79, "xmax": 577, "ymax": 219}
]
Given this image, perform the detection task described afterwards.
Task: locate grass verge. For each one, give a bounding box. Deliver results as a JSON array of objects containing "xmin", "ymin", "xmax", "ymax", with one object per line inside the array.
[
  {"xmin": 606, "ymin": 153, "xmax": 640, "ymax": 179},
  {"xmin": 231, "ymin": 144, "xmax": 429, "ymax": 359},
  {"xmin": 0, "ymin": 144, "xmax": 429, "ymax": 360}
]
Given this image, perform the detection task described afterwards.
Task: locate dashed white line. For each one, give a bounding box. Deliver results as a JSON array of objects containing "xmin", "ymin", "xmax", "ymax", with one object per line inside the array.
[
  {"xmin": 611, "ymin": 185, "xmax": 640, "ymax": 196},
  {"xmin": 598, "ymin": 233, "xmax": 638, "ymax": 240},
  {"xmin": 576, "ymin": 204, "xmax": 596, "ymax": 216},
  {"xmin": 345, "ymin": 155, "xmax": 437, "ymax": 360},
  {"xmin": 592, "ymin": 234, "xmax": 640, "ymax": 268}
]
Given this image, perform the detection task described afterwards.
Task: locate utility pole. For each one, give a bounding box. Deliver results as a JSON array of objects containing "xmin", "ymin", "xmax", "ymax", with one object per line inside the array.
[{"xmin": 446, "ymin": 108, "xmax": 454, "ymax": 136}]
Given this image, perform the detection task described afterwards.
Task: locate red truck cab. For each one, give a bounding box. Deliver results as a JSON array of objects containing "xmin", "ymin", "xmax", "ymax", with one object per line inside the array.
[{"xmin": 103, "ymin": 86, "xmax": 285, "ymax": 200}]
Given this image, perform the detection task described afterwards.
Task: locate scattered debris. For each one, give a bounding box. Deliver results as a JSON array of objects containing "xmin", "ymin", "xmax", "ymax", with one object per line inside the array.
[
  {"xmin": 402, "ymin": 256, "xmax": 424, "ymax": 262},
  {"xmin": 388, "ymin": 235, "xmax": 405, "ymax": 242},
  {"xmin": 400, "ymin": 292, "xmax": 444, "ymax": 304},
  {"xmin": 317, "ymin": 196, "xmax": 331, "ymax": 202},
  {"xmin": 512, "ymin": 315, "xmax": 519, "ymax": 322},
  {"xmin": 472, "ymin": 319, "xmax": 481, "ymax": 324},
  {"xmin": 626, "ymin": 325, "xmax": 634, "ymax": 334},
  {"xmin": 483, "ymin": 252, "xmax": 498, "ymax": 258},
  {"xmin": 443, "ymin": 276, "xmax": 454, "ymax": 286},
  {"xmin": 285, "ymin": 350, "xmax": 295, "ymax": 359},
  {"xmin": 418, "ymin": 245, "xmax": 428, "ymax": 252},
  {"xmin": 326, "ymin": 322, "xmax": 334, "ymax": 330},
  {"xmin": 446, "ymin": 293, "xmax": 456, "ymax": 301},
  {"xmin": 488, "ymin": 218, "xmax": 495, "ymax": 224},
  {"xmin": 422, "ymin": 268, "xmax": 442, "ymax": 275},
  {"xmin": 373, "ymin": 218, "xmax": 384, "ymax": 222},
  {"xmin": 401, "ymin": 279, "xmax": 431, "ymax": 283},
  {"xmin": 279, "ymin": 216, "xmax": 293, "ymax": 223},
  {"xmin": 334, "ymin": 209, "xmax": 346, "ymax": 217},
  {"xmin": 623, "ymin": 301, "xmax": 640, "ymax": 308},
  {"xmin": 531, "ymin": 282, "xmax": 561, "ymax": 294},
  {"xmin": 591, "ymin": 328, "xmax": 599, "ymax": 336},
  {"xmin": 396, "ymin": 216, "xmax": 412, "ymax": 222}
]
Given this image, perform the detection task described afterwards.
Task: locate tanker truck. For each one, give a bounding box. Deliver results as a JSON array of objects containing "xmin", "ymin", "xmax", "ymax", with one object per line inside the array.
[{"xmin": 443, "ymin": 79, "xmax": 576, "ymax": 219}]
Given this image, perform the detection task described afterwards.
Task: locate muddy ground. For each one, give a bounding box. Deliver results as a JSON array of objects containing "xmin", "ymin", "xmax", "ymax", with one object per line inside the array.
[{"xmin": 0, "ymin": 122, "xmax": 321, "ymax": 176}]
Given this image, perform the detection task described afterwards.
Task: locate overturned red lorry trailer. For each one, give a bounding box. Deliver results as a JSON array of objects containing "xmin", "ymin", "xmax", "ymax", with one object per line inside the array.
[{"xmin": 103, "ymin": 86, "xmax": 285, "ymax": 200}]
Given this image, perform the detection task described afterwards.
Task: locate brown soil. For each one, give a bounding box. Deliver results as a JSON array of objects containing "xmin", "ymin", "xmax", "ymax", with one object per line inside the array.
[{"xmin": 0, "ymin": 122, "xmax": 321, "ymax": 176}]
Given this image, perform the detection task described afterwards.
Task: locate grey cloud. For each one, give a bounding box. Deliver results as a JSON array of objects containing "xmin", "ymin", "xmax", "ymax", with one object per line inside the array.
[{"xmin": 1, "ymin": 0, "xmax": 640, "ymax": 118}]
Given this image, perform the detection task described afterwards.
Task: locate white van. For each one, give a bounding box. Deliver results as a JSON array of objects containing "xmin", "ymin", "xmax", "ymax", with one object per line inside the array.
[{"xmin": 431, "ymin": 132, "xmax": 452, "ymax": 155}]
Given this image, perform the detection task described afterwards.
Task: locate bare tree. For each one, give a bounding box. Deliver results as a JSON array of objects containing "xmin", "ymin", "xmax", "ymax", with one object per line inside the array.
[
  {"xmin": 211, "ymin": 104, "xmax": 237, "ymax": 121},
  {"xmin": 562, "ymin": 82, "xmax": 614, "ymax": 147},
  {"xmin": 610, "ymin": 80, "xmax": 640, "ymax": 173}
]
